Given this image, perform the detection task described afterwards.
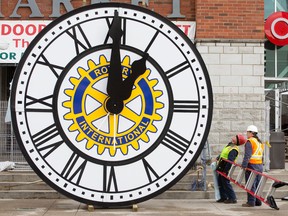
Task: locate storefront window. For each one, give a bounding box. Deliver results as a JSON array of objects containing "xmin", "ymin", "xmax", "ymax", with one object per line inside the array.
[
  {"xmin": 264, "ymin": 0, "xmax": 288, "ymax": 131},
  {"xmin": 264, "ymin": 0, "xmax": 288, "ymax": 81},
  {"xmin": 264, "ymin": 0, "xmax": 275, "ymax": 19},
  {"xmin": 277, "ymin": 46, "xmax": 288, "ymax": 78}
]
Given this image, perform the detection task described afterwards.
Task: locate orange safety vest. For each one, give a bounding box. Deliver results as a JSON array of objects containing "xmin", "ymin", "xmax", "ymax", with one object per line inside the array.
[{"xmin": 248, "ymin": 137, "xmax": 264, "ymax": 164}]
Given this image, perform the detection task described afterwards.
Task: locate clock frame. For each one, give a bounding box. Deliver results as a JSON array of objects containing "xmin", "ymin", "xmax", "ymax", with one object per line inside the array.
[{"xmin": 10, "ymin": 3, "xmax": 213, "ymax": 206}]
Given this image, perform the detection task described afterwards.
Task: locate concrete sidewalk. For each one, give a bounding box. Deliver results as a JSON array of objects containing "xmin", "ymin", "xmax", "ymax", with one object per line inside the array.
[{"xmin": 0, "ymin": 199, "xmax": 288, "ymax": 216}]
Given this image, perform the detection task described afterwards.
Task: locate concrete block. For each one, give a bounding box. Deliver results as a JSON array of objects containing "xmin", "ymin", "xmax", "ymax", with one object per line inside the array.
[
  {"xmin": 201, "ymin": 53, "xmax": 220, "ymax": 64},
  {"xmin": 243, "ymin": 54, "xmax": 261, "ymax": 64},
  {"xmin": 223, "ymin": 101, "xmax": 239, "ymax": 108},
  {"xmin": 254, "ymin": 46, "xmax": 264, "ymax": 54},
  {"xmin": 216, "ymin": 42, "xmax": 230, "ymax": 47},
  {"xmin": 231, "ymin": 94, "xmax": 246, "ymax": 101},
  {"xmin": 220, "ymin": 54, "xmax": 242, "ymax": 64},
  {"xmin": 197, "ymin": 45, "xmax": 208, "ymax": 53},
  {"xmin": 241, "ymin": 109, "xmax": 263, "ymax": 121},
  {"xmin": 223, "ymin": 46, "xmax": 238, "ymax": 54},
  {"xmin": 214, "ymin": 93, "xmax": 231, "ymax": 101},
  {"xmin": 239, "ymin": 101, "xmax": 253, "ymax": 108},
  {"xmin": 243, "ymin": 76, "xmax": 261, "ymax": 86},
  {"xmin": 239, "ymin": 46, "xmax": 254, "ymax": 54},
  {"xmin": 253, "ymin": 65, "xmax": 264, "ymax": 75},
  {"xmin": 246, "ymin": 42, "xmax": 261, "ymax": 47},
  {"xmin": 208, "ymin": 46, "xmax": 223, "ymax": 53},
  {"xmin": 223, "ymin": 87, "xmax": 239, "ymax": 94},
  {"xmin": 239, "ymin": 87, "xmax": 254, "ymax": 93},
  {"xmin": 211, "ymin": 86, "xmax": 224, "ymax": 94},
  {"xmin": 210, "ymin": 120, "xmax": 231, "ymax": 132},
  {"xmin": 219, "ymin": 109, "xmax": 241, "ymax": 120},
  {"xmin": 208, "ymin": 64, "xmax": 231, "ymax": 75},
  {"xmin": 210, "ymin": 75, "xmax": 220, "ymax": 86},
  {"xmin": 220, "ymin": 76, "xmax": 242, "ymax": 86},
  {"xmin": 230, "ymin": 42, "xmax": 245, "ymax": 47},
  {"xmin": 213, "ymin": 101, "xmax": 224, "ymax": 108},
  {"xmin": 231, "ymin": 65, "xmax": 253, "ymax": 75},
  {"xmin": 253, "ymin": 87, "xmax": 264, "ymax": 94}
]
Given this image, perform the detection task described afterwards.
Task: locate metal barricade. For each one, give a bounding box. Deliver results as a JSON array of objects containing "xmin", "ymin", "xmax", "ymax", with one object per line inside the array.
[{"xmin": 0, "ymin": 101, "xmax": 30, "ymax": 170}]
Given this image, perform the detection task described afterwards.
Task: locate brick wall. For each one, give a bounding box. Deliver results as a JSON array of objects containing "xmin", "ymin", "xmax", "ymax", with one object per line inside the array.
[{"xmin": 195, "ymin": 0, "xmax": 264, "ymax": 39}]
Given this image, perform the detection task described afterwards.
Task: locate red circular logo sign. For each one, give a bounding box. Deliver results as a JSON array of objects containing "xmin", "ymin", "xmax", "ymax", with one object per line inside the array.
[{"xmin": 265, "ymin": 11, "xmax": 288, "ymax": 46}]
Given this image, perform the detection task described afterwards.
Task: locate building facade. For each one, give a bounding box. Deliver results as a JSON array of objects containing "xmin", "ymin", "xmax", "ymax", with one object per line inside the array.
[{"xmin": 0, "ymin": 0, "xmax": 287, "ymax": 162}]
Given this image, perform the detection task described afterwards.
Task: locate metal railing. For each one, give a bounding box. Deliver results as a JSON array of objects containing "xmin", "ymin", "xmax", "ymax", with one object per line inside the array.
[{"xmin": 0, "ymin": 101, "xmax": 29, "ymax": 169}]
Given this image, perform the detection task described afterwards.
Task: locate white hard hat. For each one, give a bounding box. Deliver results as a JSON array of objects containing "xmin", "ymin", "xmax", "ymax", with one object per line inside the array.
[{"xmin": 247, "ymin": 125, "xmax": 258, "ymax": 133}]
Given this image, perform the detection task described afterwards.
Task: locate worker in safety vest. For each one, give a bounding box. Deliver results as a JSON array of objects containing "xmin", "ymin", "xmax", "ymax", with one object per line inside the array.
[
  {"xmin": 216, "ymin": 133, "xmax": 246, "ymax": 204},
  {"xmin": 241, "ymin": 125, "xmax": 264, "ymax": 207}
]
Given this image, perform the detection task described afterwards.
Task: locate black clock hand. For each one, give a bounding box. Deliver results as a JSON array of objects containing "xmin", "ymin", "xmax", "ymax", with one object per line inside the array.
[
  {"xmin": 106, "ymin": 10, "xmax": 124, "ymax": 114},
  {"xmin": 120, "ymin": 53, "xmax": 149, "ymax": 100},
  {"xmin": 107, "ymin": 10, "xmax": 123, "ymax": 98}
]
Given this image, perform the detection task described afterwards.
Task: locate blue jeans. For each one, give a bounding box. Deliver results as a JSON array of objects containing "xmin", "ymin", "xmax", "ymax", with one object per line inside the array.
[
  {"xmin": 218, "ymin": 175, "xmax": 236, "ymax": 200},
  {"xmin": 245, "ymin": 163, "xmax": 263, "ymax": 206}
]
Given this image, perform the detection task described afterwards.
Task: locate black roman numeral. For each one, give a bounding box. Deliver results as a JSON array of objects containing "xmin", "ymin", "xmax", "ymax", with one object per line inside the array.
[
  {"xmin": 121, "ymin": 18, "xmax": 127, "ymax": 45},
  {"xmin": 25, "ymin": 95, "xmax": 53, "ymax": 112},
  {"xmin": 161, "ymin": 130, "xmax": 190, "ymax": 155},
  {"xmin": 61, "ymin": 152, "xmax": 87, "ymax": 185},
  {"xmin": 103, "ymin": 165, "xmax": 118, "ymax": 192},
  {"xmin": 173, "ymin": 100, "xmax": 200, "ymax": 113},
  {"xmin": 66, "ymin": 25, "xmax": 92, "ymax": 55},
  {"xmin": 165, "ymin": 61, "xmax": 190, "ymax": 79},
  {"xmin": 32, "ymin": 123, "xmax": 62, "ymax": 158},
  {"xmin": 144, "ymin": 30, "xmax": 159, "ymax": 53},
  {"xmin": 142, "ymin": 158, "xmax": 159, "ymax": 183},
  {"xmin": 36, "ymin": 54, "xmax": 64, "ymax": 78}
]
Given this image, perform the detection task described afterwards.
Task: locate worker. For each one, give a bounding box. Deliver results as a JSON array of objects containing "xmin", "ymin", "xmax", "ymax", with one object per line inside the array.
[
  {"xmin": 241, "ymin": 125, "xmax": 264, "ymax": 207},
  {"xmin": 216, "ymin": 133, "xmax": 247, "ymax": 204}
]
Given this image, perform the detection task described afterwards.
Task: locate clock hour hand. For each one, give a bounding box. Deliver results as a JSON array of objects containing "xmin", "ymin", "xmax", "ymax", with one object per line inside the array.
[
  {"xmin": 106, "ymin": 10, "xmax": 124, "ymax": 114},
  {"xmin": 120, "ymin": 53, "xmax": 149, "ymax": 100}
]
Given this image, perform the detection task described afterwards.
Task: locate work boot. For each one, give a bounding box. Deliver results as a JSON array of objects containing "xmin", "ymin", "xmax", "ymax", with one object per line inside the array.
[
  {"xmin": 242, "ymin": 203, "xmax": 254, "ymax": 207},
  {"xmin": 224, "ymin": 199, "xmax": 237, "ymax": 204}
]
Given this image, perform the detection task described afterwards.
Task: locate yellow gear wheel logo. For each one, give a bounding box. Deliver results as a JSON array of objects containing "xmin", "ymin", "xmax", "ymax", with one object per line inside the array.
[{"xmin": 62, "ymin": 55, "xmax": 164, "ymax": 157}]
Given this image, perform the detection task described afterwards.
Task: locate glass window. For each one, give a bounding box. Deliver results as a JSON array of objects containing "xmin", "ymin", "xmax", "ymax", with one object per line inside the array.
[
  {"xmin": 264, "ymin": 43, "xmax": 276, "ymax": 78},
  {"xmin": 264, "ymin": 0, "xmax": 275, "ymax": 19},
  {"xmin": 277, "ymin": 46, "xmax": 288, "ymax": 78},
  {"xmin": 276, "ymin": 0, "xmax": 288, "ymax": 11}
]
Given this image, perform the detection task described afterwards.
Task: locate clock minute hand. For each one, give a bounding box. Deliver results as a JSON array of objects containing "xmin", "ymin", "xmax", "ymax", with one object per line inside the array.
[
  {"xmin": 107, "ymin": 10, "xmax": 123, "ymax": 98},
  {"xmin": 106, "ymin": 11, "xmax": 124, "ymax": 114},
  {"xmin": 121, "ymin": 53, "xmax": 149, "ymax": 100}
]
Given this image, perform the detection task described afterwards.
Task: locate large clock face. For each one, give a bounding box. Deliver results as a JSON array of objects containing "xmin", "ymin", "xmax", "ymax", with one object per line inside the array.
[{"xmin": 11, "ymin": 3, "xmax": 213, "ymax": 206}]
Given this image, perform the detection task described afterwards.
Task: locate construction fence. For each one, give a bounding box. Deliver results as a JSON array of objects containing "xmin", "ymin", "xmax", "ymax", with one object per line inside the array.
[{"xmin": 0, "ymin": 101, "xmax": 28, "ymax": 168}]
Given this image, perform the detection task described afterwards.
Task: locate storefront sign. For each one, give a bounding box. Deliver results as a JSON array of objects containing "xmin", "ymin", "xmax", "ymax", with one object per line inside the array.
[
  {"xmin": 0, "ymin": 20, "xmax": 196, "ymax": 64},
  {"xmin": 0, "ymin": 21, "xmax": 48, "ymax": 63},
  {"xmin": 265, "ymin": 11, "xmax": 288, "ymax": 46}
]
